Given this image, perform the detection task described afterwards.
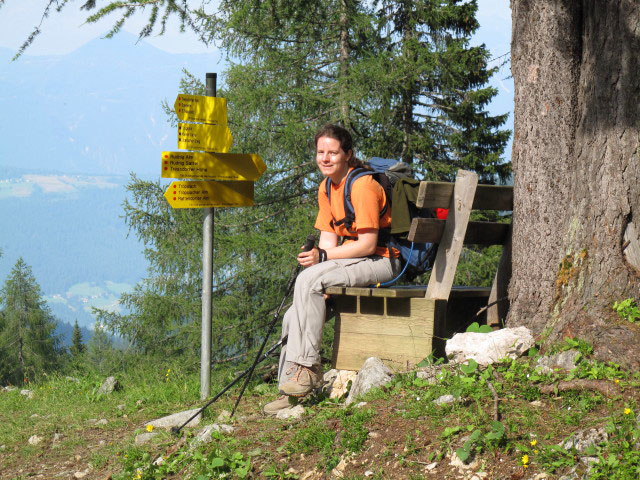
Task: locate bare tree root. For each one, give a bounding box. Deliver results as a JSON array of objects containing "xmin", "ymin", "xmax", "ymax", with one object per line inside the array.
[{"xmin": 539, "ymin": 379, "xmax": 622, "ymax": 397}]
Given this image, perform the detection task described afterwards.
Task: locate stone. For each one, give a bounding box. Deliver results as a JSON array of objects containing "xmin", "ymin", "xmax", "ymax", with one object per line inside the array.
[
  {"xmin": 153, "ymin": 456, "xmax": 165, "ymax": 466},
  {"xmin": 3, "ymin": 386, "xmax": 17, "ymax": 392},
  {"xmin": 425, "ymin": 462, "xmax": 437, "ymax": 471},
  {"xmin": 561, "ymin": 427, "xmax": 608, "ymax": 453},
  {"xmin": 65, "ymin": 376, "xmax": 80, "ymax": 383},
  {"xmin": 536, "ymin": 350, "xmax": 581, "ymax": 373},
  {"xmin": 415, "ymin": 366, "xmax": 440, "ymax": 384},
  {"xmin": 146, "ymin": 408, "xmax": 201, "ymax": 430},
  {"xmin": 323, "ymin": 369, "xmax": 357, "ymax": 399},
  {"xmin": 354, "ymin": 402, "xmax": 368, "ymax": 408},
  {"xmin": 448, "ymin": 451, "xmax": 479, "ymax": 470},
  {"xmin": 216, "ymin": 410, "xmax": 232, "ymax": 422},
  {"xmin": 20, "ymin": 389, "xmax": 34, "ymax": 399},
  {"xmin": 116, "ymin": 404, "xmax": 126, "ymax": 410},
  {"xmin": 73, "ymin": 469, "xmax": 90, "ymax": 479},
  {"xmin": 434, "ymin": 394, "xmax": 457, "ymax": 405},
  {"xmin": 134, "ymin": 432, "xmax": 158, "ymax": 445},
  {"xmin": 97, "ymin": 377, "xmax": 120, "ymax": 395},
  {"xmin": 52, "ymin": 433, "xmax": 63, "ymax": 444},
  {"xmin": 345, "ymin": 357, "xmax": 394, "ymax": 406},
  {"xmin": 193, "ymin": 423, "xmax": 236, "ymax": 445},
  {"xmin": 30, "ymin": 413, "xmax": 40, "ymax": 418},
  {"xmin": 364, "ymin": 471, "xmax": 374, "ymax": 477},
  {"xmin": 28, "ymin": 435, "xmax": 43, "ymax": 445},
  {"xmin": 276, "ymin": 405, "xmax": 305, "ymax": 420},
  {"xmin": 331, "ymin": 458, "xmax": 348, "ymax": 478},
  {"xmin": 95, "ymin": 419, "xmax": 108, "ymax": 426},
  {"xmin": 445, "ymin": 326, "xmax": 535, "ymax": 366}
]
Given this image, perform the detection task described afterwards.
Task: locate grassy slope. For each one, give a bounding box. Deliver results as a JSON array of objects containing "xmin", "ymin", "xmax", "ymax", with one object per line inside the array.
[{"xmin": 1, "ymin": 345, "xmax": 639, "ymax": 480}]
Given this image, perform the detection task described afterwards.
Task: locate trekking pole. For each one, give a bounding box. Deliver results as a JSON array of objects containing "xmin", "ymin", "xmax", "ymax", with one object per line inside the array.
[
  {"xmin": 170, "ymin": 234, "xmax": 316, "ymax": 434},
  {"xmin": 229, "ymin": 234, "xmax": 316, "ymax": 417},
  {"xmin": 170, "ymin": 336, "xmax": 286, "ymax": 435}
]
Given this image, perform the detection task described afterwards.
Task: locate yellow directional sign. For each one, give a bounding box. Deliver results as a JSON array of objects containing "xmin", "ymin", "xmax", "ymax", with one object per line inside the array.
[
  {"xmin": 177, "ymin": 123, "xmax": 233, "ymax": 152},
  {"xmin": 174, "ymin": 94, "xmax": 228, "ymax": 124},
  {"xmin": 164, "ymin": 180, "xmax": 254, "ymax": 208},
  {"xmin": 161, "ymin": 152, "xmax": 266, "ymax": 181}
]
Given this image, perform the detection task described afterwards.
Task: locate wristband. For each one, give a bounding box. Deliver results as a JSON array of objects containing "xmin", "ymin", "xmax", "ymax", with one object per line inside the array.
[{"xmin": 318, "ymin": 248, "xmax": 327, "ymax": 263}]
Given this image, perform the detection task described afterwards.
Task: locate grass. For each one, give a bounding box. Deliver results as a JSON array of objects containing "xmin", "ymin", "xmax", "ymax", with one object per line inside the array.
[{"xmin": 1, "ymin": 342, "xmax": 639, "ymax": 479}]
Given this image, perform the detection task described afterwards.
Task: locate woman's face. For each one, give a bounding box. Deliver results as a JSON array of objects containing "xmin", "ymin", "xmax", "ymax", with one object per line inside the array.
[{"xmin": 316, "ymin": 136, "xmax": 352, "ymax": 183}]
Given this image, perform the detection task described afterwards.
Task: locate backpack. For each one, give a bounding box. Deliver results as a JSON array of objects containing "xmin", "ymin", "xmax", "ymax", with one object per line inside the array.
[{"xmin": 324, "ymin": 157, "xmax": 440, "ymax": 282}]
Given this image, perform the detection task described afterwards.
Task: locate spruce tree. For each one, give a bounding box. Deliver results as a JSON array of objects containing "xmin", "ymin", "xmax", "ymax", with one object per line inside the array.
[
  {"xmin": 0, "ymin": 258, "xmax": 60, "ymax": 385},
  {"xmin": 70, "ymin": 320, "xmax": 85, "ymax": 356}
]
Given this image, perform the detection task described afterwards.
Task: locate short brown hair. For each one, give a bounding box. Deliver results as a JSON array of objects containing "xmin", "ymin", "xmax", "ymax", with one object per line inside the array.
[{"xmin": 314, "ymin": 124, "xmax": 363, "ymax": 167}]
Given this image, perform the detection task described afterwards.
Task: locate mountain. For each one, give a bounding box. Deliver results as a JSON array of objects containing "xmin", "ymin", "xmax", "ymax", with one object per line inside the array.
[{"xmin": 0, "ymin": 32, "xmax": 225, "ymax": 175}]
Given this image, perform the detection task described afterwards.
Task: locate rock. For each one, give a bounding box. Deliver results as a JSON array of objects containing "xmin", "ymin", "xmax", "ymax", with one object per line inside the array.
[
  {"xmin": 30, "ymin": 413, "xmax": 40, "ymax": 418},
  {"xmin": 3, "ymin": 386, "xmax": 17, "ymax": 392},
  {"xmin": 20, "ymin": 389, "xmax": 34, "ymax": 399},
  {"xmin": 536, "ymin": 350, "xmax": 581, "ymax": 373},
  {"xmin": 449, "ymin": 451, "xmax": 479, "ymax": 470},
  {"xmin": 354, "ymin": 402, "xmax": 368, "ymax": 408},
  {"xmin": 216, "ymin": 410, "xmax": 232, "ymax": 422},
  {"xmin": 28, "ymin": 435, "xmax": 43, "ymax": 445},
  {"xmin": 446, "ymin": 326, "xmax": 535, "ymax": 366},
  {"xmin": 134, "ymin": 432, "xmax": 158, "ymax": 445},
  {"xmin": 424, "ymin": 462, "xmax": 437, "ymax": 471},
  {"xmin": 153, "ymin": 456, "xmax": 165, "ymax": 466},
  {"xmin": 116, "ymin": 404, "xmax": 126, "ymax": 410},
  {"xmin": 73, "ymin": 469, "xmax": 90, "ymax": 479},
  {"xmin": 364, "ymin": 471, "xmax": 374, "ymax": 477},
  {"xmin": 276, "ymin": 405, "xmax": 305, "ymax": 420},
  {"xmin": 136, "ymin": 399, "xmax": 144, "ymax": 406},
  {"xmin": 146, "ymin": 408, "xmax": 201, "ymax": 430},
  {"xmin": 95, "ymin": 419, "xmax": 108, "ymax": 426},
  {"xmin": 193, "ymin": 423, "xmax": 236, "ymax": 445},
  {"xmin": 434, "ymin": 394, "xmax": 458, "ymax": 405},
  {"xmin": 323, "ymin": 369, "xmax": 357, "ymax": 399},
  {"xmin": 415, "ymin": 366, "xmax": 440, "ymax": 384},
  {"xmin": 52, "ymin": 433, "xmax": 63, "ymax": 444},
  {"xmin": 561, "ymin": 427, "xmax": 608, "ymax": 453},
  {"xmin": 331, "ymin": 458, "xmax": 348, "ymax": 478},
  {"xmin": 97, "ymin": 377, "xmax": 121, "ymax": 395},
  {"xmin": 345, "ymin": 357, "xmax": 394, "ymax": 405},
  {"xmin": 368, "ymin": 432, "xmax": 380, "ymax": 439},
  {"xmin": 65, "ymin": 376, "xmax": 80, "ymax": 383}
]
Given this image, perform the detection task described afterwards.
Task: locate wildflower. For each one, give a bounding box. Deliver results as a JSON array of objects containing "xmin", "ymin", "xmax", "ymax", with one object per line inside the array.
[
  {"xmin": 624, "ymin": 408, "xmax": 632, "ymax": 415},
  {"xmin": 534, "ymin": 449, "xmax": 539, "ymax": 454},
  {"xmin": 146, "ymin": 424, "xmax": 154, "ymax": 432},
  {"xmin": 614, "ymin": 379, "xmax": 620, "ymax": 384},
  {"xmin": 521, "ymin": 454, "xmax": 529, "ymax": 467},
  {"xmin": 530, "ymin": 439, "xmax": 537, "ymax": 447}
]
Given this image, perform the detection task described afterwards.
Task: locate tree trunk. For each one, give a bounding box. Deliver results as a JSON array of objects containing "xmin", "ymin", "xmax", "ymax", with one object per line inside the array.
[
  {"xmin": 339, "ymin": 0, "xmax": 351, "ymax": 127},
  {"xmin": 508, "ymin": 0, "xmax": 640, "ymax": 368}
]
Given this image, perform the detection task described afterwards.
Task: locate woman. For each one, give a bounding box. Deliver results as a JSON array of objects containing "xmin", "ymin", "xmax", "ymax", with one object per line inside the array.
[{"xmin": 264, "ymin": 124, "xmax": 400, "ymax": 415}]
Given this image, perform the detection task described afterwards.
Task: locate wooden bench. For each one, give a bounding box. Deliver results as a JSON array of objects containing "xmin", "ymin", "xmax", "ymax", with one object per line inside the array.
[{"xmin": 327, "ymin": 169, "xmax": 513, "ymax": 371}]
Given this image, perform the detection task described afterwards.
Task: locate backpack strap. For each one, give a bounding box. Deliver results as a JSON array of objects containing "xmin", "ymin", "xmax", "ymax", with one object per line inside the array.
[{"xmin": 325, "ymin": 168, "xmax": 389, "ymax": 233}]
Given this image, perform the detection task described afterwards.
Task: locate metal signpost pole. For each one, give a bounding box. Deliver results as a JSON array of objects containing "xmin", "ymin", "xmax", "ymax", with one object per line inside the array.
[{"xmin": 201, "ymin": 72, "xmax": 216, "ymax": 401}]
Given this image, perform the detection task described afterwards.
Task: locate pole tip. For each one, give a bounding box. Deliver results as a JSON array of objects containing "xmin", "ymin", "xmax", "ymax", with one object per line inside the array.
[{"xmin": 206, "ymin": 73, "xmax": 217, "ymax": 79}]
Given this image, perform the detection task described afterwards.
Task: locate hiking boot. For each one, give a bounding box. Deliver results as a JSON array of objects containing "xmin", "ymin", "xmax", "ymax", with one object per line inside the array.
[
  {"xmin": 263, "ymin": 395, "xmax": 297, "ymax": 416},
  {"xmin": 279, "ymin": 363, "xmax": 323, "ymax": 397}
]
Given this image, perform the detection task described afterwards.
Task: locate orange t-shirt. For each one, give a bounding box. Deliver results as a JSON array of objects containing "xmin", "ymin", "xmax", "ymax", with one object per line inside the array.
[{"xmin": 314, "ymin": 170, "xmax": 395, "ymax": 258}]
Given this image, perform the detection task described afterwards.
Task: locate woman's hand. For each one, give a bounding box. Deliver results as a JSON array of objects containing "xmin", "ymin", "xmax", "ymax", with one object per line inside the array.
[{"xmin": 297, "ymin": 247, "xmax": 319, "ymax": 267}]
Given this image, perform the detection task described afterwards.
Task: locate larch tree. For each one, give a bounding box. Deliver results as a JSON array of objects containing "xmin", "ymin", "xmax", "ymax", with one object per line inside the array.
[
  {"xmin": 0, "ymin": 258, "xmax": 61, "ymax": 385},
  {"xmin": 508, "ymin": 0, "xmax": 640, "ymax": 368}
]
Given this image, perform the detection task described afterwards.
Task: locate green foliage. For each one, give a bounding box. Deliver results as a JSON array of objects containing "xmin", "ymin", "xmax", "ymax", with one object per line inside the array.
[
  {"xmin": 465, "ymin": 322, "xmax": 492, "ymax": 333},
  {"xmin": 0, "ymin": 258, "xmax": 62, "ymax": 385},
  {"xmin": 612, "ymin": 298, "xmax": 640, "ymax": 323}
]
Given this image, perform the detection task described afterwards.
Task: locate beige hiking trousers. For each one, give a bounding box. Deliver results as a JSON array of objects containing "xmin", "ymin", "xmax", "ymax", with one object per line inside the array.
[{"xmin": 278, "ymin": 255, "xmax": 399, "ymax": 386}]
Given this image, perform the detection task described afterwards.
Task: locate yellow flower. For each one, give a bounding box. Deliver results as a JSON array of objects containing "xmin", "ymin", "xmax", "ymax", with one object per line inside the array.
[
  {"xmin": 530, "ymin": 439, "xmax": 537, "ymax": 447},
  {"xmin": 614, "ymin": 379, "xmax": 620, "ymax": 384},
  {"xmin": 624, "ymin": 408, "xmax": 632, "ymax": 415},
  {"xmin": 146, "ymin": 424, "xmax": 154, "ymax": 432},
  {"xmin": 534, "ymin": 449, "xmax": 539, "ymax": 454},
  {"xmin": 521, "ymin": 454, "xmax": 529, "ymax": 465}
]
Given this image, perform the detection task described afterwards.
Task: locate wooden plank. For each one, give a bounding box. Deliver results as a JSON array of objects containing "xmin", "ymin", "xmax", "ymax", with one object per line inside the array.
[
  {"xmin": 488, "ymin": 223, "xmax": 512, "ymax": 326},
  {"xmin": 416, "ymin": 182, "xmax": 513, "ymax": 211},
  {"xmin": 426, "ymin": 170, "xmax": 478, "ymax": 300},
  {"xmin": 325, "ymin": 286, "xmax": 427, "ymax": 298},
  {"xmin": 332, "ymin": 298, "xmax": 436, "ymax": 371},
  {"xmin": 450, "ymin": 286, "xmax": 492, "ymax": 298},
  {"xmin": 408, "ymin": 218, "xmax": 510, "ymax": 245}
]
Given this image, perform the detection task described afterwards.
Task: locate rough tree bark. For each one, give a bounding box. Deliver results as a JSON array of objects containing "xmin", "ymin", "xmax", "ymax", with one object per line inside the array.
[{"xmin": 508, "ymin": 0, "xmax": 640, "ymax": 368}]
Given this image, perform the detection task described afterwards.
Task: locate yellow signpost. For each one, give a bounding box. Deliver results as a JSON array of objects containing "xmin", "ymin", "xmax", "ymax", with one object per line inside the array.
[
  {"xmin": 164, "ymin": 180, "xmax": 254, "ymax": 208},
  {"xmin": 174, "ymin": 94, "xmax": 228, "ymax": 124},
  {"xmin": 178, "ymin": 123, "xmax": 233, "ymax": 152},
  {"xmin": 161, "ymin": 152, "xmax": 266, "ymax": 181}
]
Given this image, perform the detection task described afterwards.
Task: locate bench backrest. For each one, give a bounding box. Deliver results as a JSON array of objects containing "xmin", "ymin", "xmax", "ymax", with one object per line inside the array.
[{"xmin": 406, "ymin": 170, "xmax": 513, "ymax": 301}]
